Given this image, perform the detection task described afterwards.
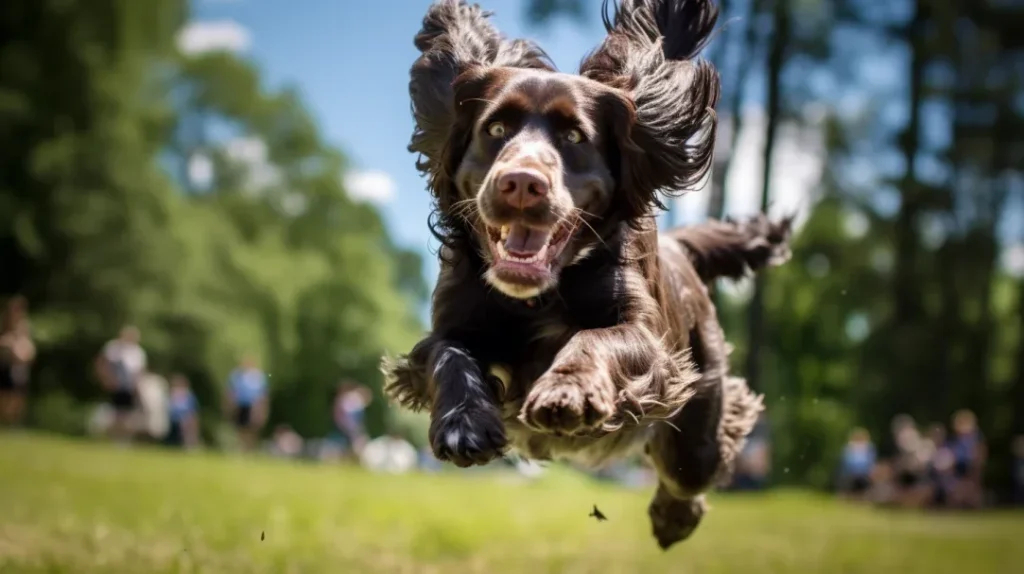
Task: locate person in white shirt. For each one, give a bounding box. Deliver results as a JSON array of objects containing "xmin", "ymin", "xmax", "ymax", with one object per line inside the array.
[
  {"xmin": 359, "ymin": 430, "xmax": 417, "ymax": 474},
  {"xmin": 95, "ymin": 325, "xmax": 147, "ymax": 442}
]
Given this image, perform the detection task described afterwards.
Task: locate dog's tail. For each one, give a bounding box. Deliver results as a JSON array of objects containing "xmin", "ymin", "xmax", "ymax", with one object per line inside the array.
[{"xmin": 668, "ymin": 214, "xmax": 794, "ymax": 285}]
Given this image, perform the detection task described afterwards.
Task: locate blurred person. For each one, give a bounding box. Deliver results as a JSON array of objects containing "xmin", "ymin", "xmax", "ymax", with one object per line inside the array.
[
  {"xmin": 947, "ymin": 409, "xmax": 986, "ymax": 508},
  {"xmin": 225, "ymin": 354, "xmax": 269, "ymax": 452},
  {"xmin": 924, "ymin": 423, "xmax": 955, "ymax": 507},
  {"xmin": 0, "ymin": 296, "xmax": 34, "ymax": 427},
  {"xmin": 868, "ymin": 461, "xmax": 897, "ymax": 506},
  {"xmin": 269, "ymin": 424, "xmax": 303, "ymax": 458},
  {"xmin": 890, "ymin": 414, "xmax": 929, "ymax": 505},
  {"xmin": 332, "ymin": 381, "xmax": 372, "ymax": 456},
  {"xmin": 359, "ymin": 428, "xmax": 417, "ymax": 474},
  {"xmin": 95, "ymin": 325, "xmax": 147, "ymax": 443},
  {"xmin": 1012, "ymin": 435, "xmax": 1024, "ymax": 506},
  {"xmin": 136, "ymin": 372, "xmax": 170, "ymax": 442},
  {"xmin": 730, "ymin": 415, "xmax": 771, "ymax": 491},
  {"xmin": 837, "ymin": 428, "xmax": 876, "ymax": 500},
  {"xmin": 166, "ymin": 374, "xmax": 200, "ymax": 449}
]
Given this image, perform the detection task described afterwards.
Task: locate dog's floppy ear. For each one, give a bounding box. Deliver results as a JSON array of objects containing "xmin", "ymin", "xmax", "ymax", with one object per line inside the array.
[
  {"xmin": 580, "ymin": 0, "xmax": 720, "ymax": 220},
  {"xmin": 409, "ymin": 1, "xmax": 554, "ymax": 211}
]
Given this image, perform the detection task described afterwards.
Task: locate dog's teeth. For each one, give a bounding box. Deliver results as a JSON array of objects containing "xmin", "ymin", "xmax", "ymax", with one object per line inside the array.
[
  {"xmin": 495, "ymin": 238, "xmax": 548, "ymax": 264},
  {"xmin": 500, "ymin": 225, "xmax": 510, "ymax": 240}
]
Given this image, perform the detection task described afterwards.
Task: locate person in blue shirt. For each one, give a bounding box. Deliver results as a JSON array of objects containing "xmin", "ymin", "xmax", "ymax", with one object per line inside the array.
[
  {"xmin": 166, "ymin": 374, "xmax": 199, "ymax": 449},
  {"xmin": 838, "ymin": 427, "xmax": 876, "ymax": 499},
  {"xmin": 948, "ymin": 409, "xmax": 986, "ymax": 508},
  {"xmin": 225, "ymin": 354, "xmax": 269, "ymax": 452}
]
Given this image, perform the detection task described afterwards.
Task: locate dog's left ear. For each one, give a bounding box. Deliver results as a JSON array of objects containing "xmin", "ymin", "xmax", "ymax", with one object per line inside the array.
[
  {"xmin": 582, "ymin": 0, "xmax": 721, "ymax": 219},
  {"xmin": 597, "ymin": 89, "xmax": 651, "ymax": 223},
  {"xmin": 409, "ymin": 1, "xmax": 554, "ymax": 209}
]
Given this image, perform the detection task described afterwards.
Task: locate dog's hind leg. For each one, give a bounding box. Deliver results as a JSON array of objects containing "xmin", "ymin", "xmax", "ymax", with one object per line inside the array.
[
  {"xmin": 644, "ymin": 313, "xmax": 763, "ymax": 549},
  {"xmin": 645, "ymin": 375, "xmax": 762, "ymax": 549},
  {"xmin": 645, "ymin": 377, "xmax": 721, "ymax": 549}
]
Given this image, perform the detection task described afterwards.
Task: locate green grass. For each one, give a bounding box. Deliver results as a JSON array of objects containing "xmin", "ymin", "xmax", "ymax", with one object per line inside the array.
[{"xmin": 0, "ymin": 434, "xmax": 1020, "ymax": 574}]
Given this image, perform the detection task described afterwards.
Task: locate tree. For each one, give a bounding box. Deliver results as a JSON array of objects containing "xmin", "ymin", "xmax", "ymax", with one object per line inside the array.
[
  {"xmin": 744, "ymin": 0, "xmax": 791, "ymax": 394},
  {"xmin": 0, "ymin": 0, "xmax": 426, "ymax": 441}
]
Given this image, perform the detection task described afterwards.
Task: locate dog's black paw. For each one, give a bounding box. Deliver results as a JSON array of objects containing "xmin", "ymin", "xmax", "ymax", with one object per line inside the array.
[{"xmin": 429, "ymin": 403, "xmax": 508, "ymax": 468}]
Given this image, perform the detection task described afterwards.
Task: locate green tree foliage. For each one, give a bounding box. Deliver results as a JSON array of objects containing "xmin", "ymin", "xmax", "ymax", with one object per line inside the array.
[{"xmin": 0, "ymin": 0, "xmax": 425, "ymax": 440}]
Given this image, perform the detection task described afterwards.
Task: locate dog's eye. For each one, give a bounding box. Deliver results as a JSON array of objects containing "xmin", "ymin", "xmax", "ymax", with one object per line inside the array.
[
  {"xmin": 486, "ymin": 121, "xmax": 506, "ymax": 138},
  {"xmin": 564, "ymin": 128, "xmax": 584, "ymax": 144}
]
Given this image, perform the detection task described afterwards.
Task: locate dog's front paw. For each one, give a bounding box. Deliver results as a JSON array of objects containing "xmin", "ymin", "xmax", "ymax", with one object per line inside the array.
[
  {"xmin": 429, "ymin": 403, "xmax": 508, "ymax": 468},
  {"xmin": 520, "ymin": 366, "xmax": 614, "ymax": 435}
]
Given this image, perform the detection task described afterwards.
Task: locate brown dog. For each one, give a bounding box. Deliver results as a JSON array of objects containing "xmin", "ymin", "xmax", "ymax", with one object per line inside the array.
[{"xmin": 382, "ymin": 0, "xmax": 792, "ymax": 549}]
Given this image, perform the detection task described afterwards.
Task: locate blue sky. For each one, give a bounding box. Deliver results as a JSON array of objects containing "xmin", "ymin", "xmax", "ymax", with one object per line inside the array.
[{"xmin": 184, "ymin": 0, "xmax": 1024, "ymax": 281}]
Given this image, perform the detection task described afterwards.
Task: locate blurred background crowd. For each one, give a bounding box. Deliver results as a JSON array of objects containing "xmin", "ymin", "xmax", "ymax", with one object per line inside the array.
[{"xmin": 1, "ymin": 0, "xmax": 1022, "ymax": 507}]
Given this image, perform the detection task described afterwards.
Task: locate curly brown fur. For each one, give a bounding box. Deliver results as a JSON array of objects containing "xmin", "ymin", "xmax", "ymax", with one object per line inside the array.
[
  {"xmin": 714, "ymin": 376, "xmax": 764, "ymax": 485},
  {"xmin": 669, "ymin": 213, "xmax": 794, "ymax": 283},
  {"xmin": 579, "ymin": 0, "xmax": 721, "ymax": 222},
  {"xmin": 383, "ymin": 0, "xmax": 791, "ymax": 550}
]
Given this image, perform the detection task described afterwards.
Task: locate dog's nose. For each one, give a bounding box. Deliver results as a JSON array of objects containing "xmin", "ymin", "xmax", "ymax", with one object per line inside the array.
[{"xmin": 497, "ymin": 169, "xmax": 549, "ymax": 209}]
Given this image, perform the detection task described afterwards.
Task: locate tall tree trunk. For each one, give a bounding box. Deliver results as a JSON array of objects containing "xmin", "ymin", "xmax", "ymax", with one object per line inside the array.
[
  {"xmin": 935, "ymin": 238, "xmax": 959, "ymax": 420},
  {"xmin": 892, "ymin": 1, "xmax": 925, "ymax": 328},
  {"xmin": 886, "ymin": 0, "xmax": 926, "ymax": 415},
  {"xmin": 970, "ymin": 100, "xmax": 1016, "ymax": 417},
  {"xmin": 707, "ymin": 0, "xmax": 762, "ymax": 222},
  {"xmin": 1012, "ymin": 282, "xmax": 1024, "ymax": 437},
  {"xmin": 744, "ymin": 0, "xmax": 788, "ymax": 393}
]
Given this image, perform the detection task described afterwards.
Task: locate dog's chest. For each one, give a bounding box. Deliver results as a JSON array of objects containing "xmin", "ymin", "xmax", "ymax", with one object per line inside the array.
[{"xmin": 475, "ymin": 275, "xmax": 642, "ymax": 467}]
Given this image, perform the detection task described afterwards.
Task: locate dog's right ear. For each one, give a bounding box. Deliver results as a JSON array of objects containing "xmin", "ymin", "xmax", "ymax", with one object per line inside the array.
[
  {"xmin": 409, "ymin": 1, "xmax": 554, "ymax": 208},
  {"xmin": 580, "ymin": 0, "xmax": 720, "ymax": 219}
]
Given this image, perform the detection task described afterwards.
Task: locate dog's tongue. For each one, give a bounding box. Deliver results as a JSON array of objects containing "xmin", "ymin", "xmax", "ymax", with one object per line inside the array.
[{"xmin": 505, "ymin": 223, "xmax": 550, "ymax": 255}]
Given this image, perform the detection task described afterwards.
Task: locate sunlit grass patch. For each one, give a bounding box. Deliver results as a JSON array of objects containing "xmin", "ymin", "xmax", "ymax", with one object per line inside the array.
[{"xmin": 0, "ymin": 433, "xmax": 1020, "ymax": 573}]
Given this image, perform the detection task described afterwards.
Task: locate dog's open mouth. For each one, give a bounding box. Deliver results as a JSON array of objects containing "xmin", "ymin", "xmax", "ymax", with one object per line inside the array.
[{"xmin": 485, "ymin": 221, "xmax": 574, "ymax": 283}]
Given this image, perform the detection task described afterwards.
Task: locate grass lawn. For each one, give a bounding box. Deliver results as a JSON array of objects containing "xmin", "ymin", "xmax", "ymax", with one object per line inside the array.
[{"xmin": 0, "ymin": 433, "xmax": 1020, "ymax": 573}]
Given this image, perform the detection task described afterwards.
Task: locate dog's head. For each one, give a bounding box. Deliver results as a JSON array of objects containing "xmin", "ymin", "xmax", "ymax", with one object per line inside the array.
[
  {"xmin": 409, "ymin": 0, "xmax": 720, "ymax": 299},
  {"xmin": 450, "ymin": 68, "xmax": 637, "ymax": 298}
]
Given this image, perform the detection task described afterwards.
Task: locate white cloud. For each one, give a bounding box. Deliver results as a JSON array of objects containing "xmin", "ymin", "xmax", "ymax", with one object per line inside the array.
[
  {"xmin": 187, "ymin": 153, "xmax": 214, "ymax": 189},
  {"xmin": 344, "ymin": 170, "xmax": 397, "ymax": 205},
  {"xmin": 224, "ymin": 136, "xmax": 281, "ymax": 191},
  {"xmin": 177, "ymin": 20, "xmax": 251, "ymax": 55}
]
